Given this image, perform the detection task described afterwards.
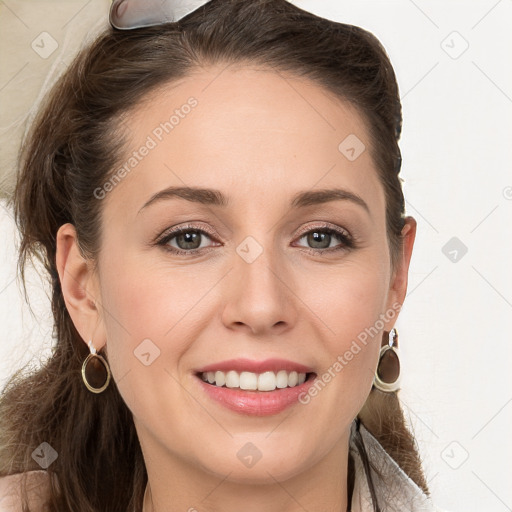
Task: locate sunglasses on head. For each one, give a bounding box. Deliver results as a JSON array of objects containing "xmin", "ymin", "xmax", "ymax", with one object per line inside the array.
[{"xmin": 109, "ymin": 0, "xmax": 214, "ymax": 29}]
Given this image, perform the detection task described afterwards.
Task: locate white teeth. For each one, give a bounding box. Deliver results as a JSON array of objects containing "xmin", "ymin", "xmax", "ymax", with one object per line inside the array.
[
  {"xmin": 258, "ymin": 371, "xmax": 276, "ymax": 391},
  {"xmin": 239, "ymin": 371, "xmax": 258, "ymax": 390},
  {"xmin": 200, "ymin": 370, "xmax": 308, "ymax": 391},
  {"xmin": 276, "ymin": 370, "xmax": 288, "ymax": 388},
  {"xmin": 214, "ymin": 371, "xmax": 225, "ymax": 387},
  {"xmin": 225, "ymin": 370, "xmax": 239, "ymax": 388}
]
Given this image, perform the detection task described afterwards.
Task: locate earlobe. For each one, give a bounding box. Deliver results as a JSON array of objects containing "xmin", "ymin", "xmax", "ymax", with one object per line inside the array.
[{"xmin": 55, "ymin": 223, "xmax": 104, "ymax": 350}]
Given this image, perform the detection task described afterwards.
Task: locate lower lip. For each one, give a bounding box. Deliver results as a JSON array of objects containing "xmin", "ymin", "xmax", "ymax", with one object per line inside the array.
[{"xmin": 195, "ymin": 374, "xmax": 317, "ymax": 416}]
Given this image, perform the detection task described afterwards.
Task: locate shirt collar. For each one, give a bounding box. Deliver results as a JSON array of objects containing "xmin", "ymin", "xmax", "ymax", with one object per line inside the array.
[{"xmin": 349, "ymin": 419, "xmax": 439, "ymax": 512}]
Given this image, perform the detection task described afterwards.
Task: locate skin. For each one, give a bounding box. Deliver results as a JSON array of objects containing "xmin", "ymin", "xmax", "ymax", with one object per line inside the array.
[{"xmin": 56, "ymin": 64, "xmax": 416, "ymax": 512}]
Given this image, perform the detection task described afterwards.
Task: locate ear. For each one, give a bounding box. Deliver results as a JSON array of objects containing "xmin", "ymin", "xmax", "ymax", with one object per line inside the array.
[
  {"xmin": 55, "ymin": 223, "xmax": 106, "ymax": 351},
  {"xmin": 385, "ymin": 216, "xmax": 417, "ymax": 317}
]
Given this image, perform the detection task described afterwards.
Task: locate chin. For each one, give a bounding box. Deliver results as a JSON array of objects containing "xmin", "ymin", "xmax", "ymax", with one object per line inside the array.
[{"xmin": 194, "ymin": 444, "xmax": 315, "ymax": 485}]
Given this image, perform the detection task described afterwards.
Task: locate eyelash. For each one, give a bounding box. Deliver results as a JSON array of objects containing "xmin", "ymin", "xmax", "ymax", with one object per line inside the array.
[{"xmin": 155, "ymin": 222, "xmax": 356, "ymax": 256}]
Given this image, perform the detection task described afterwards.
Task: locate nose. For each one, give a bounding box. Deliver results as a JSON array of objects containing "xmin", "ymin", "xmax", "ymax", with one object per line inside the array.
[{"xmin": 221, "ymin": 237, "xmax": 298, "ymax": 337}]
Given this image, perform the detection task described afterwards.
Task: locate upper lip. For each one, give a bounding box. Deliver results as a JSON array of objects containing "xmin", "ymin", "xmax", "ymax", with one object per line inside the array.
[{"xmin": 195, "ymin": 358, "xmax": 315, "ymax": 375}]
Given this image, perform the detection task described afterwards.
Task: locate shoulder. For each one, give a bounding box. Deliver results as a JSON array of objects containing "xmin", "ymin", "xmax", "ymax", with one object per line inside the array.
[
  {"xmin": 0, "ymin": 470, "xmax": 51, "ymax": 512},
  {"xmin": 350, "ymin": 421, "xmax": 450, "ymax": 512}
]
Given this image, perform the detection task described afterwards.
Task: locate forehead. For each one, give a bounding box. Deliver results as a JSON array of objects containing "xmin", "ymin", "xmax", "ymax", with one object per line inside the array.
[{"xmin": 105, "ymin": 64, "xmax": 384, "ymax": 215}]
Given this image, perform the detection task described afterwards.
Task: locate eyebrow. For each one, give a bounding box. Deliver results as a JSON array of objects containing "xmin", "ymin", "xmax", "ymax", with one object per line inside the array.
[{"xmin": 138, "ymin": 186, "xmax": 370, "ymax": 215}]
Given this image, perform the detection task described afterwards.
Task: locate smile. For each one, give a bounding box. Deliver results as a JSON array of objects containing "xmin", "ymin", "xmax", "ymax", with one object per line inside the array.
[
  {"xmin": 199, "ymin": 370, "xmax": 309, "ymax": 391},
  {"xmin": 193, "ymin": 358, "xmax": 318, "ymax": 416}
]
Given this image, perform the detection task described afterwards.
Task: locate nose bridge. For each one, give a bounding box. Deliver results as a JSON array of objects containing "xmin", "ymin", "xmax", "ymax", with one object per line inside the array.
[
  {"xmin": 247, "ymin": 231, "xmax": 280, "ymax": 271},
  {"xmin": 223, "ymin": 231, "xmax": 296, "ymax": 334},
  {"xmin": 235, "ymin": 231, "xmax": 284, "ymax": 297}
]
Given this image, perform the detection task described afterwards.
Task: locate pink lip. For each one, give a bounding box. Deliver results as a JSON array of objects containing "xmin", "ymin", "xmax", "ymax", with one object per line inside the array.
[
  {"xmin": 195, "ymin": 375, "xmax": 317, "ymax": 416},
  {"xmin": 195, "ymin": 358, "xmax": 314, "ymax": 374},
  {"xmin": 193, "ymin": 358, "xmax": 317, "ymax": 416}
]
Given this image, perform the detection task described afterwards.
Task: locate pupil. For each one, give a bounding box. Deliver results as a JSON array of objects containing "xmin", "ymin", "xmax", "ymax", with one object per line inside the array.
[
  {"xmin": 178, "ymin": 231, "xmax": 200, "ymax": 250},
  {"xmin": 309, "ymin": 231, "xmax": 330, "ymax": 249}
]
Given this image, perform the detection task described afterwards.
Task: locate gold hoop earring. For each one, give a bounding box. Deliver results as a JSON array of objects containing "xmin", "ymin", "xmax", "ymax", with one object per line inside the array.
[
  {"xmin": 82, "ymin": 340, "xmax": 111, "ymax": 394},
  {"xmin": 373, "ymin": 328, "xmax": 401, "ymax": 393}
]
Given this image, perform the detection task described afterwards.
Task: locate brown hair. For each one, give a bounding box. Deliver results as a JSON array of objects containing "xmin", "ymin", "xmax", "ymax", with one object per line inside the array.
[{"xmin": 1, "ymin": 0, "xmax": 428, "ymax": 510}]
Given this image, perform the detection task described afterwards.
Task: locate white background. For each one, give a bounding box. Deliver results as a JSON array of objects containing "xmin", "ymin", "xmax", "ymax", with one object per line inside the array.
[{"xmin": 1, "ymin": 1, "xmax": 511, "ymax": 511}]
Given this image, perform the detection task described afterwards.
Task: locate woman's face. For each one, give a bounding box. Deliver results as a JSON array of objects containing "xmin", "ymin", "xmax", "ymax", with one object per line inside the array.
[{"xmin": 64, "ymin": 64, "xmax": 415, "ymax": 485}]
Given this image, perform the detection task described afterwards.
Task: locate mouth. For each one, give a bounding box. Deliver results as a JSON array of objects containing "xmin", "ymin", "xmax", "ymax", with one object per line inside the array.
[
  {"xmin": 195, "ymin": 369, "xmax": 317, "ymax": 392},
  {"xmin": 192, "ymin": 359, "xmax": 318, "ymax": 416}
]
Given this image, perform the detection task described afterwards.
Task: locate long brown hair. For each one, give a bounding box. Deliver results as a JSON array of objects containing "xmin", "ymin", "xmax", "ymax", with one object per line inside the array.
[{"xmin": 1, "ymin": 1, "xmax": 428, "ymax": 510}]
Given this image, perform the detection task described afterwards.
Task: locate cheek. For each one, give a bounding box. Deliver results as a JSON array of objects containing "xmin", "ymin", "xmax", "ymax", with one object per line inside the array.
[
  {"xmin": 98, "ymin": 264, "xmax": 189, "ymax": 364},
  {"xmin": 96, "ymin": 269, "xmax": 185, "ymax": 428},
  {"xmin": 307, "ymin": 257, "xmax": 390, "ymax": 344},
  {"xmin": 300, "ymin": 257, "xmax": 390, "ymax": 403},
  {"xmin": 96, "ymin": 250, "xmax": 217, "ymax": 403}
]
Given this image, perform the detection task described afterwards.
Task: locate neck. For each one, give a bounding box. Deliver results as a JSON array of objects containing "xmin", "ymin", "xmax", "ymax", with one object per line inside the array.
[{"xmin": 139, "ymin": 428, "xmax": 351, "ymax": 512}]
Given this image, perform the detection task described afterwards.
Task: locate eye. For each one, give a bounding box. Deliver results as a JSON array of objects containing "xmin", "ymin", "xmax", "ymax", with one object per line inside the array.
[
  {"xmin": 155, "ymin": 222, "xmax": 355, "ymax": 256},
  {"xmin": 294, "ymin": 224, "xmax": 355, "ymax": 254},
  {"xmin": 156, "ymin": 224, "xmax": 218, "ymax": 255}
]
